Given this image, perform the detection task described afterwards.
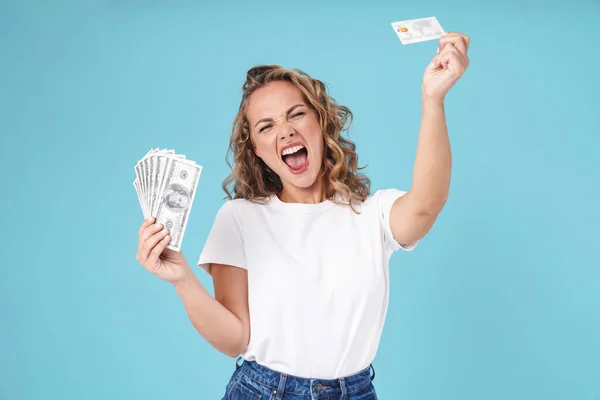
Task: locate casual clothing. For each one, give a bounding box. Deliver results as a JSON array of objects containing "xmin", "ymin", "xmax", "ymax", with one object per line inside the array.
[
  {"xmin": 223, "ymin": 357, "xmax": 378, "ymax": 400},
  {"xmin": 198, "ymin": 189, "xmax": 417, "ymax": 379}
]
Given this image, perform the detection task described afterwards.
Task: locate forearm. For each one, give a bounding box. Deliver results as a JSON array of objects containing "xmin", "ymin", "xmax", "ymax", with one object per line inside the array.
[
  {"xmin": 173, "ymin": 273, "xmax": 246, "ymax": 357},
  {"xmin": 410, "ymin": 95, "xmax": 452, "ymax": 213}
]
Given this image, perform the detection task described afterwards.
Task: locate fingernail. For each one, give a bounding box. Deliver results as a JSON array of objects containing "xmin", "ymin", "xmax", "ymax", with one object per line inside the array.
[
  {"xmin": 155, "ymin": 223, "xmax": 162, "ymax": 228},
  {"xmin": 146, "ymin": 217, "xmax": 153, "ymax": 221},
  {"xmin": 436, "ymin": 47, "xmax": 440, "ymax": 54}
]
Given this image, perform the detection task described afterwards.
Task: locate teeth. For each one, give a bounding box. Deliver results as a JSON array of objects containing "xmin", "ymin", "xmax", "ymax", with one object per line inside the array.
[{"xmin": 281, "ymin": 144, "xmax": 305, "ymax": 156}]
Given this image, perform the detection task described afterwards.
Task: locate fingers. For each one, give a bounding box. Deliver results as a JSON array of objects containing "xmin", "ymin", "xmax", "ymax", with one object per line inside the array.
[
  {"xmin": 138, "ymin": 217, "xmax": 156, "ymax": 252},
  {"xmin": 138, "ymin": 227, "xmax": 171, "ymax": 267},
  {"xmin": 438, "ymin": 32, "xmax": 470, "ymax": 59},
  {"xmin": 138, "ymin": 216, "xmax": 155, "ymax": 237},
  {"xmin": 136, "ymin": 218, "xmax": 164, "ymax": 260},
  {"xmin": 444, "ymin": 51, "xmax": 468, "ymax": 75},
  {"xmin": 429, "ymin": 46, "xmax": 468, "ymax": 74},
  {"xmin": 439, "ymin": 31, "xmax": 470, "ymax": 52},
  {"xmin": 146, "ymin": 233, "xmax": 172, "ymax": 269},
  {"xmin": 138, "ymin": 222, "xmax": 163, "ymax": 252},
  {"xmin": 428, "ymin": 53, "xmax": 442, "ymax": 71},
  {"xmin": 437, "ymin": 38, "xmax": 469, "ymax": 69}
]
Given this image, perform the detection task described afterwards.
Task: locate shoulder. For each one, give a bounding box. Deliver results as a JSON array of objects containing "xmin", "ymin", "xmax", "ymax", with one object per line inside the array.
[
  {"xmin": 363, "ymin": 189, "xmax": 408, "ymax": 209},
  {"xmin": 216, "ymin": 198, "xmax": 248, "ymax": 216},
  {"xmin": 328, "ymin": 189, "xmax": 406, "ymax": 215},
  {"xmin": 215, "ymin": 197, "xmax": 271, "ymax": 219}
]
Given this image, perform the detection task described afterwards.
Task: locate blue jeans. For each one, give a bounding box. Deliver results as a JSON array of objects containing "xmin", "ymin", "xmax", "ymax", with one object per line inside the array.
[{"xmin": 223, "ymin": 357, "xmax": 378, "ymax": 399}]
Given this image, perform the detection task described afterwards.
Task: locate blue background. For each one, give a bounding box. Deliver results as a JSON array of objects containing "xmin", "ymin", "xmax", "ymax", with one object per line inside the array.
[{"xmin": 1, "ymin": 0, "xmax": 599, "ymax": 399}]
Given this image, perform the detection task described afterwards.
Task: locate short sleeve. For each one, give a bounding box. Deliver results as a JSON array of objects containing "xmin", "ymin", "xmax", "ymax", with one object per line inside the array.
[
  {"xmin": 197, "ymin": 200, "xmax": 246, "ymax": 275},
  {"xmin": 376, "ymin": 189, "xmax": 418, "ymax": 253}
]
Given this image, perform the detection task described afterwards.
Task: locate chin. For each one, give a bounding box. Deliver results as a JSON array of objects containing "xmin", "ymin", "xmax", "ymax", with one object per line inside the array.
[
  {"xmin": 279, "ymin": 163, "xmax": 320, "ymax": 189},
  {"xmin": 290, "ymin": 174, "xmax": 319, "ymax": 189}
]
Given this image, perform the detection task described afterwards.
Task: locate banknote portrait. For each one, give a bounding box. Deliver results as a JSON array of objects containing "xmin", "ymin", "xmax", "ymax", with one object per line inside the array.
[{"xmin": 163, "ymin": 183, "xmax": 190, "ymax": 213}]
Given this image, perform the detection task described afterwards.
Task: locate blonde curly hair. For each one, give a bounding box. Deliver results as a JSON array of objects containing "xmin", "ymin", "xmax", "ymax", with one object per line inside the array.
[{"xmin": 222, "ymin": 65, "xmax": 370, "ymax": 209}]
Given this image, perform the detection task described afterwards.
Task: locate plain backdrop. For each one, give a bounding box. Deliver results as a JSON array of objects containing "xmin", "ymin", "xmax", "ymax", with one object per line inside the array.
[{"xmin": 1, "ymin": 0, "xmax": 599, "ymax": 399}]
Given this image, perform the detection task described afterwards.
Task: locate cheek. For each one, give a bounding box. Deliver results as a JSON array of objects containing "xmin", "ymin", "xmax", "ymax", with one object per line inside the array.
[
  {"xmin": 304, "ymin": 120, "xmax": 324, "ymax": 153},
  {"xmin": 253, "ymin": 135, "xmax": 276, "ymax": 160},
  {"xmin": 294, "ymin": 116, "xmax": 318, "ymax": 139}
]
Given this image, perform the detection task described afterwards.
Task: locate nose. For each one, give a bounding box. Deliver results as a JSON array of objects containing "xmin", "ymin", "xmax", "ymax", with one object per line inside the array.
[{"xmin": 279, "ymin": 125, "xmax": 295, "ymax": 141}]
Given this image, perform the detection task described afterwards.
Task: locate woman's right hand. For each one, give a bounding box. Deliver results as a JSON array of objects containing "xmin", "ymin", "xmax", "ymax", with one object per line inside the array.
[{"xmin": 136, "ymin": 217, "xmax": 192, "ymax": 284}]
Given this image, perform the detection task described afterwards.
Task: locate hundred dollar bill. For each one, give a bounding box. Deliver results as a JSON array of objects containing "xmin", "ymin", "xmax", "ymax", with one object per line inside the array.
[
  {"xmin": 133, "ymin": 179, "xmax": 145, "ymax": 217},
  {"xmin": 135, "ymin": 149, "xmax": 152, "ymax": 218},
  {"xmin": 154, "ymin": 156, "xmax": 202, "ymax": 252},
  {"xmin": 155, "ymin": 149, "xmax": 177, "ymax": 216}
]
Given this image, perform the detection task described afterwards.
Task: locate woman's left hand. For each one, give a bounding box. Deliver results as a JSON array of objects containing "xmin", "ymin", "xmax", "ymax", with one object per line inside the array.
[{"xmin": 421, "ymin": 32, "xmax": 471, "ymax": 103}]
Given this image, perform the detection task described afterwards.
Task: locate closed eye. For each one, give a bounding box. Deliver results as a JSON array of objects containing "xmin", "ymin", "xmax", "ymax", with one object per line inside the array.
[{"xmin": 258, "ymin": 113, "xmax": 305, "ymax": 133}]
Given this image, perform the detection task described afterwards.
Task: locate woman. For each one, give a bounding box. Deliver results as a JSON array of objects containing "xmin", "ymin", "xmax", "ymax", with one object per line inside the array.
[{"xmin": 136, "ymin": 32, "xmax": 470, "ymax": 399}]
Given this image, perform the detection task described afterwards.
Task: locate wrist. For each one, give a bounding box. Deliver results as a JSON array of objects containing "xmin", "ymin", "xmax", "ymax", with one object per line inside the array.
[
  {"xmin": 172, "ymin": 267, "xmax": 196, "ymax": 290},
  {"xmin": 421, "ymin": 88, "xmax": 445, "ymax": 108},
  {"xmin": 421, "ymin": 95, "xmax": 445, "ymax": 117}
]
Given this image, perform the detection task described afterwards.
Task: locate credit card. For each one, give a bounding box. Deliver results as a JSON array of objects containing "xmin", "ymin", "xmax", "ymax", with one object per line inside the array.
[{"xmin": 391, "ymin": 16, "xmax": 446, "ymax": 45}]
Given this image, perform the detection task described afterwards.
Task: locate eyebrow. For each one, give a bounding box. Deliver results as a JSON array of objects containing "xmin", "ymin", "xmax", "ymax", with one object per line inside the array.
[{"xmin": 253, "ymin": 104, "xmax": 305, "ymax": 128}]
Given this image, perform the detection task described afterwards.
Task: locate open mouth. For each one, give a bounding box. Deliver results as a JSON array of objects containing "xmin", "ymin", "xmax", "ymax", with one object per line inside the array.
[{"xmin": 281, "ymin": 144, "xmax": 309, "ymax": 174}]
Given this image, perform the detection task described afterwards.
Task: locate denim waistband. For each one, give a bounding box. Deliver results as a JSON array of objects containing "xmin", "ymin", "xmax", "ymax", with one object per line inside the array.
[{"xmin": 235, "ymin": 358, "xmax": 375, "ymax": 398}]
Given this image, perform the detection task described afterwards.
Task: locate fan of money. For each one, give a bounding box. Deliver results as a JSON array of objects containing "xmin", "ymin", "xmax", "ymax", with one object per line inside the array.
[{"xmin": 133, "ymin": 148, "xmax": 203, "ymax": 252}]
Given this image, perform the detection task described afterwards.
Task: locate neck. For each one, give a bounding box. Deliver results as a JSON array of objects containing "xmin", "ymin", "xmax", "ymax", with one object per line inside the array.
[{"xmin": 278, "ymin": 178, "xmax": 325, "ymax": 204}]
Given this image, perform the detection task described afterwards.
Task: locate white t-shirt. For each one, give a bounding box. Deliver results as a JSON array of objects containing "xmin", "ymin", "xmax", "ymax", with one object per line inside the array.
[{"xmin": 197, "ymin": 189, "xmax": 417, "ymax": 379}]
